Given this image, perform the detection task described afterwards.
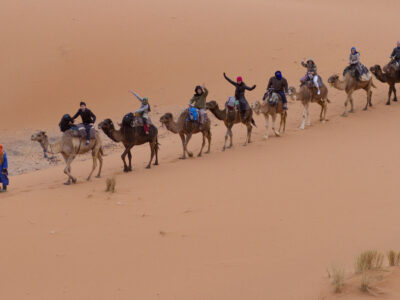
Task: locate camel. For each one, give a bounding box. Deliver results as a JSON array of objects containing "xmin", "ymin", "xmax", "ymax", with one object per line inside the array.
[
  {"xmin": 327, "ymin": 72, "xmax": 376, "ymax": 117},
  {"xmin": 251, "ymin": 96, "xmax": 287, "ymax": 139},
  {"xmin": 206, "ymin": 100, "xmax": 255, "ymax": 151},
  {"xmin": 370, "ymin": 64, "xmax": 400, "ymax": 105},
  {"xmin": 31, "ymin": 131, "xmax": 103, "ymax": 185},
  {"xmin": 159, "ymin": 110, "xmax": 211, "ymax": 159},
  {"xmin": 98, "ymin": 118, "xmax": 159, "ymax": 171},
  {"xmin": 288, "ymin": 84, "xmax": 330, "ymax": 129}
]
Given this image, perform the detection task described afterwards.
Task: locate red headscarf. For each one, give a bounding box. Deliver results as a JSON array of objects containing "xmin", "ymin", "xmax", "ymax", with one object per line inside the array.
[{"xmin": 236, "ymin": 76, "xmax": 243, "ymax": 83}]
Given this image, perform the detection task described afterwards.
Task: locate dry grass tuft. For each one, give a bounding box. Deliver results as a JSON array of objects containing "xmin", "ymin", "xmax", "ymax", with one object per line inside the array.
[
  {"xmin": 397, "ymin": 252, "xmax": 400, "ymax": 266},
  {"xmin": 388, "ymin": 250, "xmax": 397, "ymax": 266},
  {"xmin": 329, "ymin": 266, "xmax": 345, "ymax": 293},
  {"xmin": 360, "ymin": 273, "xmax": 370, "ymax": 292},
  {"xmin": 355, "ymin": 250, "xmax": 384, "ymax": 273},
  {"xmin": 105, "ymin": 177, "xmax": 116, "ymax": 193}
]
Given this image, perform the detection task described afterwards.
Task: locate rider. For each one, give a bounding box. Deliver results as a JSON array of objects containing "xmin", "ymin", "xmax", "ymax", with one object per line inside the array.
[
  {"xmin": 267, "ymin": 71, "xmax": 289, "ymax": 110},
  {"xmin": 390, "ymin": 41, "xmax": 400, "ymax": 69},
  {"xmin": 189, "ymin": 85, "xmax": 208, "ymax": 129},
  {"xmin": 71, "ymin": 101, "xmax": 96, "ymax": 146},
  {"xmin": 0, "ymin": 145, "xmax": 8, "ymax": 192},
  {"xmin": 129, "ymin": 90, "xmax": 151, "ymax": 134},
  {"xmin": 301, "ymin": 59, "xmax": 321, "ymax": 95},
  {"xmin": 223, "ymin": 73, "xmax": 256, "ymax": 119},
  {"xmin": 347, "ymin": 47, "xmax": 361, "ymax": 80}
]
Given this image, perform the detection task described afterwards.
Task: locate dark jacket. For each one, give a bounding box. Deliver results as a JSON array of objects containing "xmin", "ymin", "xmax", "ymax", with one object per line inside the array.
[
  {"xmin": 391, "ymin": 47, "xmax": 400, "ymax": 61},
  {"xmin": 267, "ymin": 77, "xmax": 289, "ymax": 93},
  {"xmin": 72, "ymin": 108, "xmax": 96, "ymax": 124},
  {"xmin": 224, "ymin": 74, "xmax": 256, "ymax": 100}
]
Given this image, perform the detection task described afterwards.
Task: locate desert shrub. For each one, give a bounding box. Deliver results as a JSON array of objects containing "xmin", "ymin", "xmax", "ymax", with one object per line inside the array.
[{"xmin": 355, "ymin": 250, "xmax": 384, "ymax": 273}]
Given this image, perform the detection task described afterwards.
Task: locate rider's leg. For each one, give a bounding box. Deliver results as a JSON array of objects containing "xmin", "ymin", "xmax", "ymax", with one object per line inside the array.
[
  {"xmin": 85, "ymin": 124, "xmax": 91, "ymax": 145},
  {"xmin": 313, "ymin": 76, "xmax": 321, "ymax": 95},
  {"xmin": 278, "ymin": 91, "xmax": 288, "ymax": 110}
]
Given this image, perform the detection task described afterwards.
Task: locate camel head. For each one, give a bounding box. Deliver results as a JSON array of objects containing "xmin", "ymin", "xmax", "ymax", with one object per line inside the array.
[
  {"xmin": 327, "ymin": 74, "xmax": 339, "ymax": 86},
  {"xmin": 288, "ymin": 87, "xmax": 297, "ymax": 100},
  {"xmin": 251, "ymin": 101, "xmax": 261, "ymax": 115},
  {"xmin": 98, "ymin": 119, "xmax": 115, "ymax": 133},
  {"xmin": 206, "ymin": 101, "xmax": 218, "ymax": 111},
  {"xmin": 370, "ymin": 65, "xmax": 382, "ymax": 75},
  {"xmin": 31, "ymin": 131, "xmax": 48, "ymax": 143},
  {"xmin": 159, "ymin": 113, "xmax": 174, "ymax": 127}
]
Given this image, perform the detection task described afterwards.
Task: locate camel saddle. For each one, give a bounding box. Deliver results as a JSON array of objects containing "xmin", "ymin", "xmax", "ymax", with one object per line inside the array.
[
  {"xmin": 344, "ymin": 64, "xmax": 371, "ymax": 81},
  {"xmin": 225, "ymin": 96, "xmax": 239, "ymax": 111},
  {"xmin": 264, "ymin": 90, "xmax": 282, "ymax": 106},
  {"xmin": 122, "ymin": 112, "xmax": 152, "ymax": 128},
  {"xmin": 65, "ymin": 124, "xmax": 96, "ymax": 140}
]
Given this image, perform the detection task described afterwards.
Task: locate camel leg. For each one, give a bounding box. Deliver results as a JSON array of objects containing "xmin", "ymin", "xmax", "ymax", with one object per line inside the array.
[
  {"xmin": 342, "ymin": 94, "xmax": 350, "ymax": 117},
  {"xmin": 306, "ymin": 103, "xmax": 311, "ymax": 126},
  {"xmin": 146, "ymin": 141, "xmax": 156, "ymax": 169},
  {"xmin": 127, "ymin": 150, "xmax": 133, "ymax": 171},
  {"xmin": 184, "ymin": 133, "xmax": 194, "ymax": 157},
  {"xmin": 64, "ymin": 155, "xmax": 77, "ymax": 185},
  {"xmin": 206, "ymin": 130, "xmax": 211, "ymax": 154},
  {"xmin": 179, "ymin": 133, "xmax": 187, "ymax": 159},
  {"xmin": 300, "ymin": 104, "xmax": 306, "ymax": 129},
  {"xmin": 368, "ymin": 89, "xmax": 373, "ymax": 107},
  {"xmin": 387, "ymin": 85, "xmax": 393, "ymax": 105},
  {"xmin": 96, "ymin": 153, "xmax": 103, "ymax": 178},
  {"xmin": 243, "ymin": 123, "xmax": 252, "ymax": 146},
  {"xmin": 363, "ymin": 90, "xmax": 369, "ymax": 111},
  {"xmin": 272, "ymin": 114, "xmax": 280, "ymax": 137},
  {"xmin": 282, "ymin": 111, "xmax": 287, "ymax": 133},
  {"xmin": 348, "ymin": 92, "xmax": 355, "ymax": 113},
  {"xmin": 154, "ymin": 139, "xmax": 159, "ymax": 165},
  {"xmin": 393, "ymin": 85, "xmax": 398, "ymax": 102},
  {"xmin": 121, "ymin": 147, "xmax": 132, "ymax": 172},
  {"xmin": 87, "ymin": 152, "xmax": 98, "ymax": 181},
  {"xmin": 264, "ymin": 114, "xmax": 269, "ymax": 139},
  {"xmin": 228, "ymin": 126, "xmax": 233, "ymax": 148},
  {"xmin": 198, "ymin": 132, "xmax": 206, "ymax": 157}
]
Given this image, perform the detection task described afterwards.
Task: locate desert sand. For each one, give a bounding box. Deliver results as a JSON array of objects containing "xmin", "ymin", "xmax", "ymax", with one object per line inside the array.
[{"xmin": 1, "ymin": 0, "xmax": 400, "ymax": 299}]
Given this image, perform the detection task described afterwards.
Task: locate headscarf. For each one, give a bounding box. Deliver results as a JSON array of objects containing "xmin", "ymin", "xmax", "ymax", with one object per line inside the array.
[
  {"xmin": 236, "ymin": 76, "xmax": 243, "ymax": 83},
  {"xmin": 194, "ymin": 85, "xmax": 203, "ymax": 96},
  {"xmin": 275, "ymin": 71, "xmax": 282, "ymax": 80}
]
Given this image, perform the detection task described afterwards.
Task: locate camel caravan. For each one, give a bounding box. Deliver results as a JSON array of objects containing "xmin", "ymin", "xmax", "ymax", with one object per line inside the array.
[{"xmin": 27, "ymin": 44, "xmax": 400, "ymax": 186}]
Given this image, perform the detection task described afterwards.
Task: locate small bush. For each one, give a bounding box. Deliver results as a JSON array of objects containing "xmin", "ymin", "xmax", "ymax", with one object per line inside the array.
[
  {"xmin": 355, "ymin": 250, "xmax": 384, "ymax": 273},
  {"xmin": 360, "ymin": 273, "xmax": 370, "ymax": 292},
  {"xmin": 396, "ymin": 252, "xmax": 400, "ymax": 266},
  {"xmin": 388, "ymin": 250, "xmax": 396, "ymax": 266},
  {"xmin": 329, "ymin": 266, "xmax": 345, "ymax": 293}
]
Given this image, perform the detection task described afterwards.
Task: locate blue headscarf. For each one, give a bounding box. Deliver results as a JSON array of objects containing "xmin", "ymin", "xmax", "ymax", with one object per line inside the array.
[
  {"xmin": 351, "ymin": 47, "xmax": 357, "ymax": 54},
  {"xmin": 275, "ymin": 71, "xmax": 282, "ymax": 80}
]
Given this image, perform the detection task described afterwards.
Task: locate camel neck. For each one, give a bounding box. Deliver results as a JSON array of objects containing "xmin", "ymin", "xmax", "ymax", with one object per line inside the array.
[
  {"xmin": 105, "ymin": 128, "xmax": 123, "ymax": 142},
  {"xmin": 209, "ymin": 106, "xmax": 225, "ymax": 120},
  {"xmin": 165, "ymin": 121, "xmax": 179, "ymax": 134}
]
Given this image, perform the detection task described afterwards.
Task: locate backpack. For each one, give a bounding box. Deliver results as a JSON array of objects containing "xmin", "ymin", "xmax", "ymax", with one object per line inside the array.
[
  {"xmin": 59, "ymin": 114, "xmax": 73, "ymax": 132},
  {"xmin": 188, "ymin": 107, "xmax": 198, "ymax": 122},
  {"xmin": 122, "ymin": 113, "xmax": 134, "ymax": 127}
]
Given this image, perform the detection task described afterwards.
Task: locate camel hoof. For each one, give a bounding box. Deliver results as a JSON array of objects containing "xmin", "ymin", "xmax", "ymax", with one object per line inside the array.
[
  {"xmin": 341, "ymin": 113, "xmax": 347, "ymax": 117},
  {"xmin": 321, "ymin": 120, "xmax": 326, "ymax": 124},
  {"xmin": 386, "ymin": 102, "xmax": 391, "ymax": 105},
  {"xmin": 154, "ymin": 162, "xmax": 159, "ymax": 166},
  {"xmin": 263, "ymin": 135, "xmax": 269, "ymax": 140},
  {"xmin": 123, "ymin": 169, "xmax": 129, "ymax": 173},
  {"xmin": 274, "ymin": 132, "xmax": 280, "ymax": 137},
  {"xmin": 243, "ymin": 143, "xmax": 247, "ymax": 147},
  {"xmin": 179, "ymin": 156, "xmax": 186, "ymax": 160},
  {"xmin": 72, "ymin": 178, "xmax": 77, "ymax": 184},
  {"xmin": 363, "ymin": 107, "xmax": 368, "ymax": 111},
  {"xmin": 394, "ymin": 98, "xmax": 398, "ymax": 102},
  {"xmin": 86, "ymin": 177, "xmax": 91, "ymax": 181},
  {"xmin": 95, "ymin": 175, "xmax": 101, "ymax": 178},
  {"xmin": 64, "ymin": 181, "xmax": 71, "ymax": 185},
  {"xmin": 205, "ymin": 151, "xmax": 210, "ymax": 154},
  {"xmin": 197, "ymin": 153, "xmax": 202, "ymax": 157},
  {"xmin": 349, "ymin": 109, "xmax": 355, "ymax": 113},
  {"xmin": 146, "ymin": 165, "xmax": 151, "ymax": 169},
  {"xmin": 300, "ymin": 126, "xmax": 305, "ymax": 130},
  {"xmin": 222, "ymin": 148, "xmax": 226, "ymax": 152}
]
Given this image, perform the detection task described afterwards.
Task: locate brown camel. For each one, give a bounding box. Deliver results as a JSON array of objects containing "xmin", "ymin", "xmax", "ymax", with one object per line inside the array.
[
  {"xmin": 251, "ymin": 96, "xmax": 287, "ymax": 139},
  {"xmin": 327, "ymin": 72, "xmax": 376, "ymax": 117},
  {"xmin": 31, "ymin": 131, "xmax": 103, "ymax": 185},
  {"xmin": 370, "ymin": 64, "xmax": 400, "ymax": 105},
  {"xmin": 159, "ymin": 110, "xmax": 211, "ymax": 159},
  {"xmin": 206, "ymin": 100, "xmax": 255, "ymax": 151},
  {"xmin": 98, "ymin": 118, "xmax": 159, "ymax": 171},
  {"xmin": 288, "ymin": 84, "xmax": 330, "ymax": 129}
]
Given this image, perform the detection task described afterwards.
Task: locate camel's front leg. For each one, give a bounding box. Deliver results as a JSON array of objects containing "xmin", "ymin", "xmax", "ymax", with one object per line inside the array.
[
  {"xmin": 206, "ymin": 130, "xmax": 211, "ymax": 154},
  {"xmin": 393, "ymin": 85, "xmax": 398, "ymax": 102},
  {"xmin": 96, "ymin": 153, "xmax": 103, "ymax": 178},
  {"xmin": 127, "ymin": 149, "xmax": 133, "ymax": 171},
  {"xmin": 363, "ymin": 90, "xmax": 370, "ymax": 110},
  {"xmin": 300, "ymin": 105, "xmax": 307, "ymax": 129},
  {"xmin": 184, "ymin": 133, "xmax": 194, "ymax": 157},
  {"xmin": 349, "ymin": 94, "xmax": 355, "ymax": 113},
  {"xmin": 146, "ymin": 140, "xmax": 156, "ymax": 168},
  {"xmin": 272, "ymin": 114, "xmax": 280, "ymax": 137},
  {"xmin": 222, "ymin": 127, "xmax": 229, "ymax": 151},
  {"xmin": 228, "ymin": 127, "xmax": 233, "ymax": 148},
  {"xmin": 387, "ymin": 85, "xmax": 393, "ymax": 105},
  {"xmin": 342, "ymin": 95, "xmax": 350, "ymax": 117},
  {"xmin": 264, "ymin": 114, "xmax": 270, "ymax": 139},
  {"xmin": 368, "ymin": 89, "xmax": 373, "ymax": 107},
  {"xmin": 244, "ymin": 123, "xmax": 252, "ymax": 146},
  {"xmin": 198, "ymin": 132, "xmax": 206, "ymax": 157},
  {"xmin": 305, "ymin": 103, "xmax": 311, "ymax": 126},
  {"xmin": 121, "ymin": 148, "xmax": 130, "ymax": 172},
  {"xmin": 64, "ymin": 155, "xmax": 77, "ymax": 185},
  {"xmin": 179, "ymin": 132, "xmax": 187, "ymax": 159},
  {"xmin": 87, "ymin": 152, "xmax": 98, "ymax": 181}
]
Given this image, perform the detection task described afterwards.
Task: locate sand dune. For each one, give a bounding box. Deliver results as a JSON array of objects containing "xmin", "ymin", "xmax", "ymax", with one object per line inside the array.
[{"xmin": 1, "ymin": 0, "xmax": 400, "ymax": 299}]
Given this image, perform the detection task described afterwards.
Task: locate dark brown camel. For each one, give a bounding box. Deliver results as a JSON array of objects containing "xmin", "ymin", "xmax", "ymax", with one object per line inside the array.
[
  {"xmin": 206, "ymin": 100, "xmax": 255, "ymax": 151},
  {"xmin": 370, "ymin": 64, "xmax": 400, "ymax": 105},
  {"xmin": 159, "ymin": 110, "xmax": 211, "ymax": 159},
  {"xmin": 98, "ymin": 118, "xmax": 159, "ymax": 171}
]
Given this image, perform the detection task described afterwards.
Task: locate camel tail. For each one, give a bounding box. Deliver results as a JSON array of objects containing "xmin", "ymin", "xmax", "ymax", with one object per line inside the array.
[{"xmin": 251, "ymin": 118, "xmax": 256, "ymax": 127}]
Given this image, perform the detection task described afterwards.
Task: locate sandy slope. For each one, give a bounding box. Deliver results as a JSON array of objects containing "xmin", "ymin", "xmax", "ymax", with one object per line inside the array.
[{"xmin": 1, "ymin": 0, "xmax": 400, "ymax": 299}]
